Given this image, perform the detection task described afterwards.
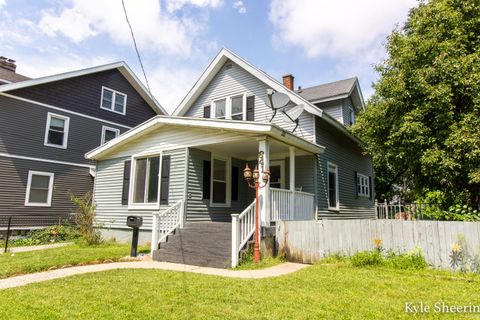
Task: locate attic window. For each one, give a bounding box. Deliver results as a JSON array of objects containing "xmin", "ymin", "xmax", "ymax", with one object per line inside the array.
[{"xmin": 101, "ymin": 86, "xmax": 127, "ymax": 115}]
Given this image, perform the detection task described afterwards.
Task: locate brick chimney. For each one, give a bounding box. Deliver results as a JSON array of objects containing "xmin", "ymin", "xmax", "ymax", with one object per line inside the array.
[
  {"xmin": 0, "ymin": 56, "xmax": 17, "ymax": 72},
  {"xmin": 282, "ymin": 74, "xmax": 294, "ymax": 90}
]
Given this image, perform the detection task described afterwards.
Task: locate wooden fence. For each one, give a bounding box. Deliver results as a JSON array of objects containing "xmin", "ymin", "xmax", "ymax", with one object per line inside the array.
[{"xmin": 276, "ymin": 219, "xmax": 480, "ymax": 269}]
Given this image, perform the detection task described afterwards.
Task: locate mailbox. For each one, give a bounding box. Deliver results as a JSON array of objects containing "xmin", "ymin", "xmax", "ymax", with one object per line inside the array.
[{"xmin": 126, "ymin": 216, "xmax": 143, "ymax": 257}]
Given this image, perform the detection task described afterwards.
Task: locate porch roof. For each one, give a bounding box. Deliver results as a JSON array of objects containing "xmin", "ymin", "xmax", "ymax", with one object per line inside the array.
[{"xmin": 85, "ymin": 116, "xmax": 325, "ymax": 160}]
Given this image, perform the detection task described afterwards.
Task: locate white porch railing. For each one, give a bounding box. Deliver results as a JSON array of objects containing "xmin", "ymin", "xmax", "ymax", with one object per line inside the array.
[
  {"xmin": 150, "ymin": 199, "xmax": 185, "ymax": 254},
  {"xmin": 231, "ymin": 200, "xmax": 256, "ymax": 268},
  {"xmin": 270, "ymin": 188, "xmax": 315, "ymax": 221}
]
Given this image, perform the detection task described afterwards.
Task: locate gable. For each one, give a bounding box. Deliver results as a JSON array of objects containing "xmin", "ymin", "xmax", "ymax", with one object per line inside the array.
[{"xmin": 7, "ymin": 69, "xmax": 158, "ymax": 127}]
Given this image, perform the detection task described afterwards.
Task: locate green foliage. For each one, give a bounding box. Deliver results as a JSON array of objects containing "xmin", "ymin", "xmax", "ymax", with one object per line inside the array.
[
  {"xmin": 4, "ymin": 225, "xmax": 80, "ymax": 247},
  {"xmin": 351, "ymin": 248, "xmax": 427, "ymax": 270},
  {"xmin": 351, "ymin": 250, "xmax": 383, "ymax": 267},
  {"xmin": 235, "ymin": 246, "xmax": 285, "ymax": 270},
  {"xmin": 450, "ymin": 235, "xmax": 480, "ymax": 273},
  {"xmin": 70, "ymin": 192, "xmax": 102, "ymax": 245},
  {"xmin": 416, "ymin": 190, "xmax": 480, "ymax": 220},
  {"xmin": 352, "ymin": 0, "xmax": 480, "ymax": 205}
]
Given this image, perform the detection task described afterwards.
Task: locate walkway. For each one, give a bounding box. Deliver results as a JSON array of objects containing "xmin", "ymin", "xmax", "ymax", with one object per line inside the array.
[{"xmin": 0, "ymin": 261, "xmax": 309, "ymax": 290}]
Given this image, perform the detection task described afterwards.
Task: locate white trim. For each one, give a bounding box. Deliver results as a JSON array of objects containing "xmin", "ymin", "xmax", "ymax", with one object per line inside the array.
[
  {"xmin": 1, "ymin": 93, "xmax": 132, "ymax": 130},
  {"xmin": 0, "ymin": 152, "xmax": 95, "ymax": 169},
  {"xmin": 85, "ymin": 116, "xmax": 325, "ymax": 160},
  {"xmin": 348, "ymin": 107, "xmax": 355, "ymax": 126},
  {"xmin": 0, "ymin": 78, "xmax": 12, "ymax": 84},
  {"xmin": 25, "ymin": 171, "xmax": 54, "ymax": 207},
  {"xmin": 128, "ymin": 152, "xmax": 162, "ymax": 210},
  {"xmin": 101, "ymin": 125, "xmax": 120, "ymax": 145},
  {"xmin": 100, "ymin": 86, "xmax": 127, "ymax": 115},
  {"xmin": 357, "ymin": 173, "xmax": 370, "ymax": 198},
  {"xmin": 210, "ymin": 154, "xmax": 231, "ymax": 207},
  {"xmin": 309, "ymin": 94, "xmax": 350, "ymax": 105},
  {"xmin": 0, "ymin": 61, "xmax": 167, "ymax": 115},
  {"xmin": 44, "ymin": 112, "xmax": 70, "ymax": 149},
  {"xmin": 270, "ymin": 160, "xmax": 285, "ymax": 189},
  {"xmin": 327, "ymin": 162, "xmax": 339, "ymax": 211}
]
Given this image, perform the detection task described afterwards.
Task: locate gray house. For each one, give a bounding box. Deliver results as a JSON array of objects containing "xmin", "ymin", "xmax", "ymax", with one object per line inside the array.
[
  {"xmin": 86, "ymin": 48, "xmax": 374, "ymax": 267},
  {"xmin": 0, "ymin": 60, "xmax": 166, "ymax": 226}
]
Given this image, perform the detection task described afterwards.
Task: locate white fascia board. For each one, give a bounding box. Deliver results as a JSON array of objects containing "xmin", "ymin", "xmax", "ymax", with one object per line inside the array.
[
  {"xmin": 309, "ymin": 94, "xmax": 350, "ymax": 105},
  {"xmin": 85, "ymin": 116, "xmax": 324, "ymax": 160},
  {"xmin": 172, "ymin": 48, "xmax": 323, "ymax": 118}
]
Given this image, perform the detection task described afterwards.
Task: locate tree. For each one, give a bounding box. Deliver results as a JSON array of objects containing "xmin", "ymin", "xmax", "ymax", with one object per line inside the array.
[{"xmin": 352, "ymin": 0, "xmax": 480, "ymax": 207}]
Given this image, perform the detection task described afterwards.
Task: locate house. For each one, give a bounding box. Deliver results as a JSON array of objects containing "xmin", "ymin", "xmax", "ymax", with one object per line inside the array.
[
  {"xmin": 86, "ymin": 48, "xmax": 374, "ymax": 267},
  {"xmin": 0, "ymin": 59, "xmax": 167, "ymax": 227}
]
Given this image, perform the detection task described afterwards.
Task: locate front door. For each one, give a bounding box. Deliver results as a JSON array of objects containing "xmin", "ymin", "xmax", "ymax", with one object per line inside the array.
[{"xmin": 269, "ymin": 160, "xmax": 285, "ymax": 189}]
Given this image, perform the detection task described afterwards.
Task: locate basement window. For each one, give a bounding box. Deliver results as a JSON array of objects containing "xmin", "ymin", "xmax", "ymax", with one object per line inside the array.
[{"xmin": 101, "ymin": 87, "xmax": 127, "ymax": 115}]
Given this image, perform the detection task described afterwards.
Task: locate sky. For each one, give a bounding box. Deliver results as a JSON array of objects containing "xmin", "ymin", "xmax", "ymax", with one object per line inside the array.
[{"xmin": 0, "ymin": 0, "xmax": 418, "ymax": 113}]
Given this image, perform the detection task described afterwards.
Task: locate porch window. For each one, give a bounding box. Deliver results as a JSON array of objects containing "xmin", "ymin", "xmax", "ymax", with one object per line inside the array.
[
  {"xmin": 211, "ymin": 155, "xmax": 231, "ymax": 206},
  {"xmin": 132, "ymin": 156, "xmax": 160, "ymax": 204},
  {"xmin": 357, "ymin": 173, "xmax": 370, "ymax": 197},
  {"xmin": 328, "ymin": 162, "xmax": 339, "ymax": 210}
]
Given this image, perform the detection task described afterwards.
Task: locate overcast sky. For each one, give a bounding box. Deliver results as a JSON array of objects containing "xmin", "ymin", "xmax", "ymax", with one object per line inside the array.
[{"xmin": 0, "ymin": 0, "xmax": 417, "ymax": 113}]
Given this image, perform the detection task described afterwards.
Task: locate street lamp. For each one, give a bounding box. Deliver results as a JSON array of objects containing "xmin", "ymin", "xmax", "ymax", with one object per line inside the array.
[{"xmin": 244, "ymin": 151, "xmax": 270, "ymax": 263}]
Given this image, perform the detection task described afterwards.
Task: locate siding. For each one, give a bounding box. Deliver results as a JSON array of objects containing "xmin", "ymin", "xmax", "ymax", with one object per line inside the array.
[
  {"xmin": 342, "ymin": 97, "xmax": 355, "ymax": 127},
  {"xmin": 94, "ymin": 148, "xmax": 186, "ymax": 230},
  {"xmin": 0, "ymin": 95, "xmax": 128, "ymax": 165},
  {"xmin": 186, "ymin": 148, "xmax": 252, "ymax": 222},
  {"xmin": 8, "ymin": 69, "xmax": 159, "ymax": 127},
  {"xmin": 184, "ymin": 61, "xmax": 315, "ymax": 142},
  {"xmin": 316, "ymin": 100, "xmax": 343, "ymax": 124},
  {"xmin": 315, "ymin": 117, "xmax": 375, "ymax": 219},
  {"xmin": 0, "ymin": 156, "xmax": 92, "ymax": 216},
  {"xmin": 283, "ymin": 156, "xmax": 316, "ymax": 194}
]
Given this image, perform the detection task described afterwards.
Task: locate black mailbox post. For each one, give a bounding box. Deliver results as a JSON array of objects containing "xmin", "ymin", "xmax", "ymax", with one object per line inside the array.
[{"xmin": 126, "ymin": 216, "xmax": 143, "ymax": 257}]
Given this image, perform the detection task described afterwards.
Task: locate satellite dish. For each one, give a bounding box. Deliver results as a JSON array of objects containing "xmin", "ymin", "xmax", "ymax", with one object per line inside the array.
[
  {"xmin": 282, "ymin": 105, "xmax": 304, "ymax": 133},
  {"xmin": 266, "ymin": 90, "xmax": 291, "ymax": 122}
]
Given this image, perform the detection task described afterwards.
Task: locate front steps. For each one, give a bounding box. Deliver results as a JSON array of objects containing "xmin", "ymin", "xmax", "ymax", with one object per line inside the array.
[{"xmin": 152, "ymin": 222, "xmax": 231, "ymax": 268}]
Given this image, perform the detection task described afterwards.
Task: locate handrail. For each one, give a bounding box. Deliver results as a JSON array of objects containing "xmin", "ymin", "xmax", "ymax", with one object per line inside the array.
[
  {"xmin": 231, "ymin": 200, "xmax": 256, "ymax": 267},
  {"xmin": 270, "ymin": 188, "xmax": 315, "ymax": 221},
  {"xmin": 150, "ymin": 199, "xmax": 185, "ymax": 254}
]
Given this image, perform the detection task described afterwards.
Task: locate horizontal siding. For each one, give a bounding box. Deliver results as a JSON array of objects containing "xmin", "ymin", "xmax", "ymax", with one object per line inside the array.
[
  {"xmin": 0, "ymin": 95, "xmax": 128, "ymax": 165},
  {"xmin": 185, "ymin": 61, "xmax": 315, "ymax": 142},
  {"xmin": 316, "ymin": 100, "xmax": 343, "ymax": 124},
  {"xmin": 0, "ymin": 156, "xmax": 92, "ymax": 216},
  {"xmin": 94, "ymin": 148, "xmax": 187, "ymax": 230},
  {"xmin": 315, "ymin": 117, "xmax": 375, "ymax": 219}
]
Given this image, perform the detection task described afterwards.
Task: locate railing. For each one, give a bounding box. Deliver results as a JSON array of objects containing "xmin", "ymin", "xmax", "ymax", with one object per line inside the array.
[
  {"xmin": 270, "ymin": 188, "xmax": 315, "ymax": 221},
  {"xmin": 376, "ymin": 201, "xmax": 431, "ymax": 220},
  {"xmin": 151, "ymin": 199, "xmax": 185, "ymax": 254},
  {"xmin": 231, "ymin": 200, "xmax": 256, "ymax": 268}
]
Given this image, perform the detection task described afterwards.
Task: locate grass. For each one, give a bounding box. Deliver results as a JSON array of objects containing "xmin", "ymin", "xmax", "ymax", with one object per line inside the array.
[
  {"xmin": 0, "ymin": 262, "xmax": 478, "ymax": 319},
  {"xmin": 0, "ymin": 242, "xmax": 148, "ymax": 279},
  {"xmin": 234, "ymin": 255, "xmax": 285, "ymax": 270}
]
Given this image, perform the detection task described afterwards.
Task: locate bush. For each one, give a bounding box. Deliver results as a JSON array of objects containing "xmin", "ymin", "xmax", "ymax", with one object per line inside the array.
[
  {"xmin": 351, "ymin": 248, "xmax": 427, "ymax": 270},
  {"xmin": 5, "ymin": 225, "xmax": 80, "ymax": 247},
  {"xmin": 351, "ymin": 250, "xmax": 383, "ymax": 267},
  {"xmin": 70, "ymin": 192, "xmax": 102, "ymax": 245}
]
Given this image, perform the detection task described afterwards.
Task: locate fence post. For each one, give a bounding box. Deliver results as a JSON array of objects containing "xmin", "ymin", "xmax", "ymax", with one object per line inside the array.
[
  {"xmin": 4, "ymin": 216, "xmax": 12, "ymax": 253},
  {"xmin": 231, "ymin": 214, "xmax": 240, "ymax": 268},
  {"xmin": 151, "ymin": 213, "xmax": 159, "ymax": 255}
]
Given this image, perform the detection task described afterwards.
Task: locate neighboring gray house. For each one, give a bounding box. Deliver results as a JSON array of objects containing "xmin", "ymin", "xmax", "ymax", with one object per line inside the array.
[
  {"xmin": 86, "ymin": 48, "xmax": 374, "ymax": 267},
  {"xmin": 0, "ymin": 60, "xmax": 167, "ymax": 225}
]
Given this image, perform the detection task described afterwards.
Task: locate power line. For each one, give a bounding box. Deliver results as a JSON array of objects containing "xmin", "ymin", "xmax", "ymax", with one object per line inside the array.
[{"xmin": 121, "ymin": 0, "xmax": 152, "ymax": 95}]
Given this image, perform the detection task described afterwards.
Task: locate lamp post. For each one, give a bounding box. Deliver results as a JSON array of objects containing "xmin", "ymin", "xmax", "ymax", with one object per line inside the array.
[{"xmin": 243, "ymin": 151, "xmax": 270, "ymax": 263}]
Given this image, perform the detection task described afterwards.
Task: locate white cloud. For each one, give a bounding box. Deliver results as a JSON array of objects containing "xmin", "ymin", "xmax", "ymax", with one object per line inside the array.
[
  {"xmin": 269, "ymin": 0, "xmax": 417, "ymax": 58},
  {"xmin": 166, "ymin": 0, "xmax": 222, "ymax": 13},
  {"xmin": 233, "ymin": 1, "xmax": 246, "ymax": 14},
  {"xmin": 0, "ymin": 0, "xmax": 6, "ymax": 9}
]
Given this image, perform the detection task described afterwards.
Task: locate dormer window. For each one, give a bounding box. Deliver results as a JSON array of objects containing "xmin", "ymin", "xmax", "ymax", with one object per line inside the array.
[{"xmin": 101, "ymin": 87, "xmax": 127, "ymax": 115}]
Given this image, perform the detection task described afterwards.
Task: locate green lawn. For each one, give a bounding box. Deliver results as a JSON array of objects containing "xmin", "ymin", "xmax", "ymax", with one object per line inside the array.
[
  {"xmin": 0, "ymin": 263, "xmax": 478, "ymax": 319},
  {"xmin": 0, "ymin": 243, "xmax": 148, "ymax": 279}
]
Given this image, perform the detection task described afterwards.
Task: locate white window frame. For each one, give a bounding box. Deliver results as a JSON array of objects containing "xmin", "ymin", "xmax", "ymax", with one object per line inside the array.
[
  {"xmin": 269, "ymin": 160, "xmax": 285, "ymax": 189},
  {"xmin": 100, "ymin": 86, "xmax": 127, "ymax": 115},
  {"xmin": 211, "ymin": 93, "xmax": 246, "ymax": 120},
  {"xmin": 128, "ymin": 152, "xmax": 162, "ymax": 210},
  {"xmin": 25, "ymin": 171, "xmax": 54, "ymax": 207},
  {"xmin": 357, "ymin": 173, "xmax": 370, "ymax": 198},
  {"xmin": 210, "ymin": 154, "xmax": 231, "ymax": 207},
  {"xmin": 44, "ymin": 112, "xmax": 70, "ymax": 149},
  {"xmin": 327, "ymin": 162, "xmax": 339, "ymax": 211},
  {"xmin": 101, "ymin": 125, "xmax": 120, "ymax": 145},
  {"xmin": 349, "ymin": 107, "xmax": 355, "ymax": 126}
]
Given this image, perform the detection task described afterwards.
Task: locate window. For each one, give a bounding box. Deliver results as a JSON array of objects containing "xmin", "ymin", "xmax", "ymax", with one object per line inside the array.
[
  {"xmin": 211, "ymin": 155, "xmax": 231, "ymax": 206},
  {"xmin": 327, "ymin": 162, "xmax": 339, "ymax": 210},
  {"xmin": 101, "ymin": 126, "xmax": 120, "ymax": 144},
  {"xmin": 101, "ymin": 87, "xmax": 127, "ymax": 115},
  {"xmin": 44, "ymin": 112, "xmax": 69, "ymax": 149},
  {"xmin": 349, "ymin": 108, "xmax": 355, "ymax": 126},
  {"xmin": 357, "ymin": 173, "xmax": 370, "ymax": 197},
  {"xmin": 25, "ymin": 171, "xmax": 54, "ymax": 207},
  {"xmin": 131, "ymin": 156, "xmax": 160, "ymax": 206},
  {"xmin": 211, "ymin": 94, "xmax": 246, "ymax": 120}
]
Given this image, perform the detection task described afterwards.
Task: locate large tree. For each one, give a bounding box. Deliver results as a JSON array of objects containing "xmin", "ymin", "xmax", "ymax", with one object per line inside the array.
[{"xmin": 353, "ymin": 0, "xmax": 480, "ymax": 206}]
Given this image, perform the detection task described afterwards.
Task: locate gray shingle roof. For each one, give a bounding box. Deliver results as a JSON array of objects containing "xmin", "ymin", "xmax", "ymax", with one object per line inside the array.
[
  {"xmin": 297, "ymin": 77, "xmax": 357, "ymax": 102},
  {"xmin": 0, "ymin": 68, "xmax": 30, "ymax": 84}
]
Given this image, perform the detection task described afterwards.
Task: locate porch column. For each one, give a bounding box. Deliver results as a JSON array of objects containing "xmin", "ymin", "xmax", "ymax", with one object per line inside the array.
[
  {"xmin": 258, "ymin": 139, "xmax": 270, "ymax": 228},
  {"xmin": 289, "ymin": 147, "xmax": 295, "ymax": 219}
]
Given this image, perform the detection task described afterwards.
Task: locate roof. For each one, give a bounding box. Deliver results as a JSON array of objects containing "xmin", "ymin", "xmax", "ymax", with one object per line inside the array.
[
  {"xmin": 172, "ymin": 48, "xmax": 323, "ymax": 118},
  {"xmin": 0, "ymin": 62, "xmax": 167, "ymax": 115},
  {"xmin": 85, "ymin": 116, "xmax": 325, "ymax": 160},
  {"xmin": 0, "ymin": 68, "xmax": 30, "ymax": 84}
]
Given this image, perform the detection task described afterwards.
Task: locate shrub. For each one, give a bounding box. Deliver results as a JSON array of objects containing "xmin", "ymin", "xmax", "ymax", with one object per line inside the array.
[
  {"xmin": 351, "ymin": 248, "xmax": 427, "ymax": 270},
  {"xmin": 70, "ymin": 192, "xmax": 102, "ymax": 245},
  {"xmin": 351, "ymin": 250, "xmax": 383, "ymax": 267},
  {"xmin": 4, "ymin": 225, "xmax": 80, "ymax": 247}
]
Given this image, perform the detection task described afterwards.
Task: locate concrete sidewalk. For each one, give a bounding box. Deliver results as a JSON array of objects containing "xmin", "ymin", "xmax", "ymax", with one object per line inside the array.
[
  {"xmin": 0, "ymin": 261, "xmax": 309, "ymax": 290},
  {"xmin": 8, "ymin": 242, "xmax": 73, "ymax": 253}
]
